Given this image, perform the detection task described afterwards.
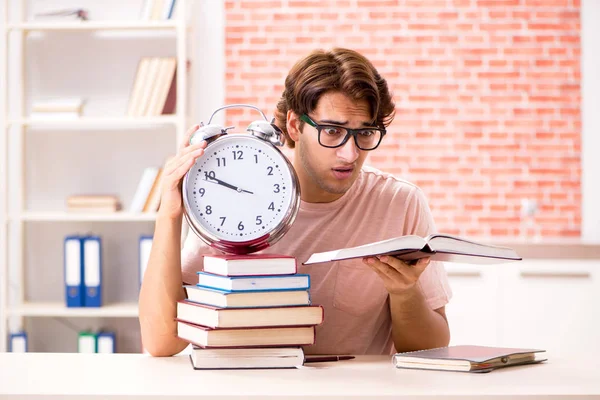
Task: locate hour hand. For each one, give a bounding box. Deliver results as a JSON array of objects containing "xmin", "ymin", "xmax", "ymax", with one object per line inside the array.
[{"xmin": 205, "ymin": 175, "xmax": 254, "ymax": 194}]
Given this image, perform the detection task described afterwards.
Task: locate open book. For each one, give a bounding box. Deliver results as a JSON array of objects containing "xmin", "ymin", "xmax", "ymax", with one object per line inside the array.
[
  {"xmin": 392, "ymin": 345, "xmax": 547, "ymax": 373},
  {"xmin": 303, "ymin": 233, "xmax": 522, "ymax": 265}
]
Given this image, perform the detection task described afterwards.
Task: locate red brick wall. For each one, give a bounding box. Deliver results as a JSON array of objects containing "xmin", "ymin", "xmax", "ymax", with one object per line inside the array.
[{"xmin": 224, "ymin": 0, "xmax": 581, "ymax": 238}]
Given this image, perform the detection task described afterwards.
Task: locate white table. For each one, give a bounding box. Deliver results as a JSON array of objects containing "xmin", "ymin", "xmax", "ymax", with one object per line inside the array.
[{"xmin": 0, "ymin": 353, "xmax": 599, "ymax": 399}]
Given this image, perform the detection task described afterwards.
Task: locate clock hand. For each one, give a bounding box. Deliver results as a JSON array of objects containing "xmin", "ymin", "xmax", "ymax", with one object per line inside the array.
[{"xmin": 204, "ymin": 176, "xmax": 254, "ymax": 194}]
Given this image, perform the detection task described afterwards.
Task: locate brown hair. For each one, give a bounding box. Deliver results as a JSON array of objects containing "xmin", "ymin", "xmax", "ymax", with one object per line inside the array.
[{"xmin": 274, "ymin": 47, "xmax": 395, "ymax": 149}]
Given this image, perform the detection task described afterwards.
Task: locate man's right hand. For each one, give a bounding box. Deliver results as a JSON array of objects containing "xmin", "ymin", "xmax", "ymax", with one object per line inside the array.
[{"xmin": 157, "ymin": 124, "xmax": 208, "ymax": 220}]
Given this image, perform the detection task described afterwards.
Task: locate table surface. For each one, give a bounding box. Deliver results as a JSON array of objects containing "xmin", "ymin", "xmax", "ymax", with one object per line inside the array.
[{"xmin": 1, "ymin": 353, "xmax": 599, "ymax": 399}]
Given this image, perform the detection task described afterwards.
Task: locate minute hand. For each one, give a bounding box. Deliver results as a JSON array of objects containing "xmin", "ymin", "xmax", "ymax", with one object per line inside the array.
[{"xmin": 206, "ymin": 176, "xmax": 254, "ymax": 194}]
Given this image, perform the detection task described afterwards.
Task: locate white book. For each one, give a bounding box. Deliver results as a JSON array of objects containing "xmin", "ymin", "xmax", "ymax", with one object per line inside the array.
[
  {"xmin": 130, "ymin": 167, "xmax": 159, "ymax": 213},
  {"xmin": 29, "ymin": 112, "xmax": 81, "ymax": 120},
  {"xmin": 32, "ymin": 97, "xmax": 84, "ymax": 112}
]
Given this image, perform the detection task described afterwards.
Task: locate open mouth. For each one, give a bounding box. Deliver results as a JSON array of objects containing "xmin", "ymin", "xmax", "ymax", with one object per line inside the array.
[{"xmin": 332, "ymin": 166, "xmax": 354, "ymax": 180}]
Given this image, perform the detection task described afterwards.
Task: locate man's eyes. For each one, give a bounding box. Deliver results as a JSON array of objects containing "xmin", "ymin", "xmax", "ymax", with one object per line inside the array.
[{"xmin": 322, "ymin": 127, "xmax": 345, "ymax": 136}]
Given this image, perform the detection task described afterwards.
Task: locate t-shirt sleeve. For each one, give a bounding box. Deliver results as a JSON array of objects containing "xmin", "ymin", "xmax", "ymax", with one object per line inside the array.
[
  {"xmin": 180, "ymin": 227, "xmax": 213, "ymax": 285},
  {"xmin": 405, "ymin": 187, "xmax": 453, "ymax": 310}
]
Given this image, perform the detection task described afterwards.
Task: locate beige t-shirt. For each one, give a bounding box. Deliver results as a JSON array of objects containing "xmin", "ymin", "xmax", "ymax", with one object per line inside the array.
[{"xmin": 181, "ymin": 165, "xmax": 452, "ymax": 355}]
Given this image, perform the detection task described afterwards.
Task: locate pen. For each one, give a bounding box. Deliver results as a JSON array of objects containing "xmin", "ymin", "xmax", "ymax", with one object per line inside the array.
[{"xmin": 304, "ymin": 355, "xmax": 355, "ymax": 363}]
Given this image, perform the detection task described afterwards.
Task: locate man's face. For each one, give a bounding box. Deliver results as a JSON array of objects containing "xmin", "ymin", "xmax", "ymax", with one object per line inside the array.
[{"xmin": 290, "ymin": 91, "xmax": 373, "ymax": 203}]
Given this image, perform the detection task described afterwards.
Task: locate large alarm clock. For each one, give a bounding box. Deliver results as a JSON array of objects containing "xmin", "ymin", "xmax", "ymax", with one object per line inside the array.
[{"xmin": 182, "ymin": 104, "xmax": 301, "ymax": 254}]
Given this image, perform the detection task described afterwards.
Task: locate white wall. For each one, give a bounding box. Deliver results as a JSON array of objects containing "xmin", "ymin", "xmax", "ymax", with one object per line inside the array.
[
  {"xmin": 1, "ymin": 0, "xmax": 224, "ymax": 352},
  {"xmin": 581, "ymin": 0, "xmax": 600, "ymax": 241}
]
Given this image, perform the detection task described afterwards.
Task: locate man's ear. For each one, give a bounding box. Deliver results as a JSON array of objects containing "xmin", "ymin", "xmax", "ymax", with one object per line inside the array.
[{"xmin": 286, "ymin": 110, "xmax": 301, "ymax": 143}]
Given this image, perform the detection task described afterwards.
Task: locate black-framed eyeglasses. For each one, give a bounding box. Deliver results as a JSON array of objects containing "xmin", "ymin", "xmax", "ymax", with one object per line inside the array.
[{"xmin": 300, "ymin": 114, "xmax": 386, "ymax": 151}]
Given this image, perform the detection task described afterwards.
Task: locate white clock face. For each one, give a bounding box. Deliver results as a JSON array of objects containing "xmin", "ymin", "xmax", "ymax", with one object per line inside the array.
[{"xmin": 184, "ymin": 135, "xmax": 295, "ymax": 242}]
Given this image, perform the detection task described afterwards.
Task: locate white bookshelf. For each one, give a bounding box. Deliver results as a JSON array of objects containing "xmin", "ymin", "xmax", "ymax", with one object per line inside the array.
[
  {"xmin": 7, "ymin": 116, "xmax": 179, "ymax": 127},
  {"xmin": 7, "ymin": 302, "xmax": 139, "ymax": 318},
  {"xmin": 17, "ymin": 212, "xmax": 158, "ymax": 222},
  {"xmin": 7, "ymin": 21, "xmax": 180, "ymax": 31},
  {"xmin": 1, "ymin": 0, "xmax": 193, "ymax": 352}
]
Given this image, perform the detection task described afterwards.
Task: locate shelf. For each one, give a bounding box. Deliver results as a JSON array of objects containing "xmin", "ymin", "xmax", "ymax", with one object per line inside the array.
[
  {"xmin": 7, "ymin": 21, "xmax": 181, "ymax": 32},
  {"xmin": 7, "ymin": 302, "xmax": 139, "ymax": 317},
  {"xmin": 17, "ymin": 212, "xmax": 157, "ymax": 222},
  {"xmin": 7, "ymin": 116, "xmax": 179, "ymax": 128}
]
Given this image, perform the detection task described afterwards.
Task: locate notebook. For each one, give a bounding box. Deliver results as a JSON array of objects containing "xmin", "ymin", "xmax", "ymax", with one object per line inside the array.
[{"xmin": 392, "ymin": 345, "xmax": 547, "ymax": 373}]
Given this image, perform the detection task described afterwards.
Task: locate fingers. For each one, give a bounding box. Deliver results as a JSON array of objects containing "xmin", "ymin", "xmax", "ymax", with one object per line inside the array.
[
  {"xmin": 163, "ymin": 142, "xmax": 207, "ymax": 190},
  {"xmin": 179, "ymin": 124, "xmax": 201, "ymax": 151},
  {"xmin": 166, "ymin": 142, "xmax": 206, "ymax": 173},
  {"xmin": 365, "ymin": 256, "xmax": 430, "ymax": 280}
]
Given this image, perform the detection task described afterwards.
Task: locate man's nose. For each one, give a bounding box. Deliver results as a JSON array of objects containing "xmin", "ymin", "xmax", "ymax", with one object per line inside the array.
[{"xmin": 336, "ymin": 135, "xmax": 360, "ymax": 162}]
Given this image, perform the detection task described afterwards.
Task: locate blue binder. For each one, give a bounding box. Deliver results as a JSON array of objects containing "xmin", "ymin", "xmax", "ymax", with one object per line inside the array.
[
  {"xmin": 64, "ymin": 235, "xmax": 84, "ymax": 307},
  {"xmin": 9, "ymin": 331, "xmax": 28, "ymax": 352},
  {"xmin": 83, "ymin": 236, "xmax": 102, "ymax": 307},
  {"xmin": 96, "ymin": 331, "xmax": 116, "ymax": 353},
  {"xmin": 139, "ymin": 235, "xmax": 153, "ymax": 288}
]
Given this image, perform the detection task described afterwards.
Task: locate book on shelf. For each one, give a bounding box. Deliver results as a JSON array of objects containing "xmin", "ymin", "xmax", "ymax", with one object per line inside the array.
[
  {"xmin": 184, "ymin": 285, "xmax": 311, "ymax": 308},
  {"xmin": 78, "ymin": 330, "xmax": 116, "ymax": 353},
  {"xmin": 203, "ymin": 254, "xmax": 297, "ymax": 277},
  {"xmin": 176, "ymin": 320, "xmax": 316, "ymax": 348},
  {"xmin": 126, "ymin": 57, "xmax": 176, "ymax": 117},
  {"xmin": 392, "ymin": 345, "xmax": 547, "ymax": 373},
  {"xmin": 142, "ymin": 167, "xmax": 163, "ymax": 212},
  {"xmin": 130, "ymin": 167, "xmax": 161, "ymax": 213},
  {"xmin": 66, "ymin": 195, "xmax": 121, "ymax": 213},
  {"xmin": 139, "ymin": 0, "xmax": 178, "ymax": 20},
  {"xmin": 33, "ymin": 8, "xmax": 89, "ymax": 21},
  {"xmin": 189, "ymin": 346, "xmax": 305, "ymax": 370},
  {"xmin": 197, "ymin": 272, "xmax": 310, "ymax": 292},
  {"xmin": 176, "ymin": 300, "xmax": 324, "ymax": 329},
  {"xmin": 9, "ymin": 332, "xmax": 28, "ymax": 353},
  {"xmin": 304, "ymin": 233, "xmax": 522, "ymax": 265},
  {"xmin": 30, "ymin": 97, "xmax": 85, "ymax": 120}
]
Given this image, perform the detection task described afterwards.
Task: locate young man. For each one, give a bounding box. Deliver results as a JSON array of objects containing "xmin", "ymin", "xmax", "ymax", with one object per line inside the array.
[{"xmin": 139, "ymin": 48, "xmax": 452, "ymax": 357}]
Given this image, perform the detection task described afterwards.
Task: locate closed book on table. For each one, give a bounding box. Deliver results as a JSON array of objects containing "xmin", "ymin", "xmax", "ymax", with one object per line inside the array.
[
  {"xmin": 202, "ymin": 254, "xmax": 297, "ymax": 276},
  {"xmin": 392, "ymin": 345, "xmax": 547, "ymax": 373},
  {"xmin": 176, "ymin": 320, "xmax": 316, "ymax": 348},
  {"xmin": 189, "ymin": 346, "xmax": 305, "ymax": 370},
  {"xmin": 197, "ymin": 272, "xmax": 310, "ymax": 292},
  {"xmin": 176, "ymin": 300, "xmax": 324, "ymax": 328},
  {"xmin": 184, "ymin": 285, "xmax": 311, "ymax": 308}
]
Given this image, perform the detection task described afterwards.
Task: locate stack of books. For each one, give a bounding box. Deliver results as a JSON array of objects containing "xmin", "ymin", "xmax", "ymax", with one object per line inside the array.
[
  {"xmin": 30, "ymin": 97, "xmax": 85, "ymax": 120},
  {"xmin": 176, "ymin": 254, "xmax": 323, "ymax": 369},
  {"xmin": 66, "ymin": 195, "xmax": 121, "ymax": 213}
]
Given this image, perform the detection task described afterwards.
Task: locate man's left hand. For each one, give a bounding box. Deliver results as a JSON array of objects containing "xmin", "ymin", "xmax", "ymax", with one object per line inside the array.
[{"xmin": 363, "ymin": 256, "xmax": 431, "ymax": 295}]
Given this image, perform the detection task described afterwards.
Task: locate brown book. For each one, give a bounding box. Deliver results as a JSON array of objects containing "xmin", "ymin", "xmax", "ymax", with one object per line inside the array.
[
  {"xmin": 393, "ymin": 345, "xmax": 547, "ymax": 373},
  {"xmin": 161, "ymin": 65, "xmax": 177, "ymax": 115},
  {"xmin": 176, "ymin": 320, "xmax": 316, "ymax": 348}
]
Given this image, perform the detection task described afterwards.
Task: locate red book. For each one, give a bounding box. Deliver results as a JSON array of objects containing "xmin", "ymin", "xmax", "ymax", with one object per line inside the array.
[
  {"xmin": 176, "ymin": 319, "xmax": 316, "ymax": 348},
  {"xmin": 176, "ymin": 300, "xmax": 324, "ymax": 329},
  {"xmin": 202, "ymin": 254, "xmax": 297, "ymax": 276}
]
